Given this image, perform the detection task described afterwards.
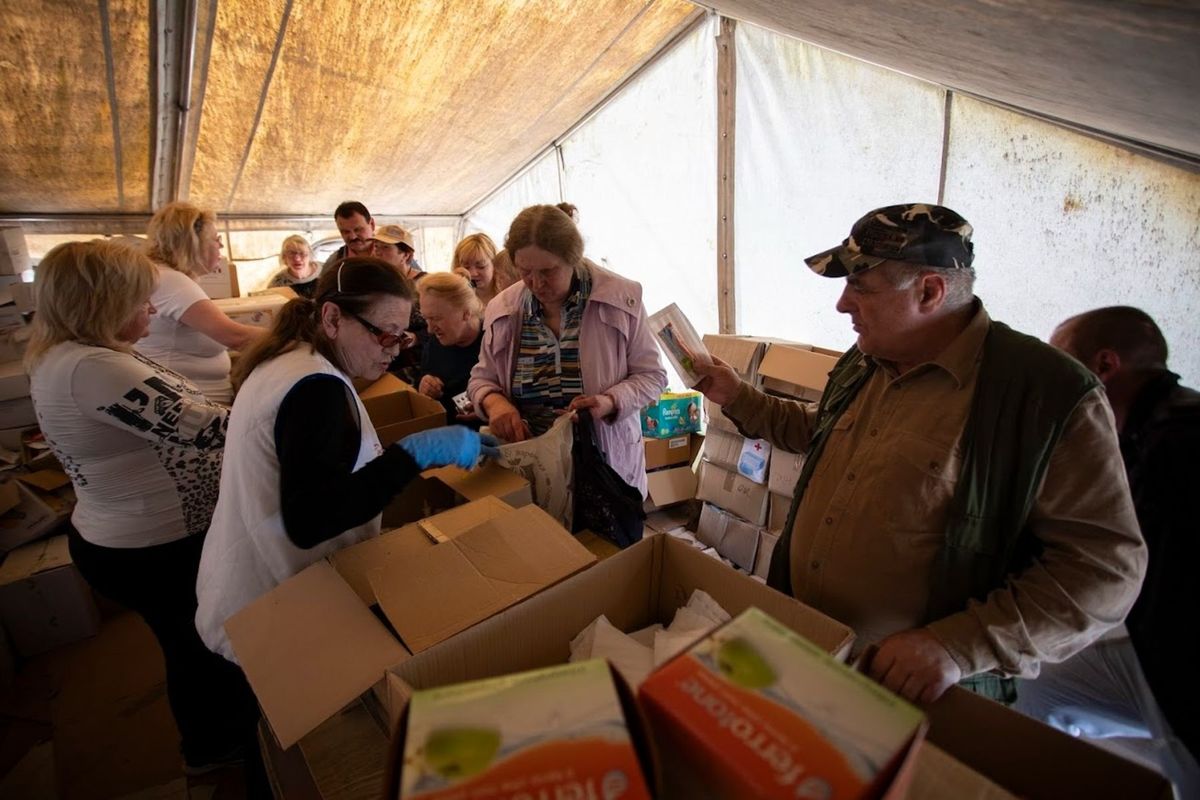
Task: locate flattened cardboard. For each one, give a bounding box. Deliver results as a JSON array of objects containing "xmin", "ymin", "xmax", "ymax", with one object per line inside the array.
[
  {"xmin": 768, "ymin": 450, "xmax": 805, "ymax": 496},
  {"xmin": 369, "ymin": 504, "xmax": 596, "ymax": 653},
  {"xmin": 759, "ymin": 342, "xmax": 839, "ymax": 399},
  {"xmin": 0, "ymin": 396, "xmax": 36, "ymax": 428},
  {"xmin": 0, "ymin": 360, "xmax": 29, "ymax": 402},
  {"xmin": 695, "ymin": 461, "xmax": 768, "ymax": 526},
  {"xmin": 330, "ymin": 496, "xmax": 513, "ymax": 605},
  {"xmin": 923, "ymin": 687, "xmax": 1172, "ymax": 799},
  {"xmin": 695, "ymin": 502, "xmax": 761, "ymax": 572},
  {"xmin": 768, "ymin": 492, "xmax": 791, "ymax": 534},
  {"xmin": 226, "ymin": 560, "xmax": 410, "ymax": 751},
  {"xmin": 753, "ymin": 529, "xmax": 780, "ymax": 579},
  {"xmin": 16, "ymin": 469, "xmax": 70, "ymax": 492},
  {"xmin": 383, "ymin": 534, "xmax": 854, "ymax": 727},
  {"xmin": 0, "ymin": 535, "xmax": 99, "ymax": 657},
  {"xmin": 644, "ymin": 465, "xmax": 697, "ymax": 511},
  {"xmin": 701, "ymin": 427, "xmax": 743, "ymax": 473},
  {"xmin": 0, "ymin": 480, "xmax": 68, "ymax": 554},
  {"xmin": 0, "ymin": 481, "xmax": 19, "ymax": 517},
  {"xmin": 643, "ymin": 434, "xmax": 695, "ymax": 471}
]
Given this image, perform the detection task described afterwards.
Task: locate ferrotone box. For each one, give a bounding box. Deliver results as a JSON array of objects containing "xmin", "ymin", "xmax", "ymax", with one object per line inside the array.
[
  {"xmin": 641, "ymin": 391, "xmax": 702, "ymax": 438},
  {"xmin": 392, "ymin": 660, "xmax": 652, "ymax": 799},
  {"xmin": 381, "ymin": 534, "xmax": 855, "ymax": 732},
  {"xmin": 696, "ymin": 460, "xmax": 769, "ymax": 526},
  {"xmin": 639, "ymin": 608, "xmax": 926, "ymax": 800},
  {"xmin": 226, "ymin": 498, "xmax": 596, "ymax": 749},
  {"xmin": 359, "ymin": 373, "xmax": 447, "ymax": 447},
  {"xmin": 0, "ymin": 534, "xmax": 100, "ymax": 656}
]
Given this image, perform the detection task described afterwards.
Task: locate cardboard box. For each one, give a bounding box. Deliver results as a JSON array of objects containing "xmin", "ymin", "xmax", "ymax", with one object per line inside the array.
[
  {"xmin": 226, "ymin": 499, "xmax": 596, "ymax": 749},
  {"xmin": 0, "ymin": 360, "xmax": 29, "ymax": 402},
  {"xmin": 701, "ymin": 334, "xmax": 771, "ymax": 385},
  {"xmin": 907, "ymin": 744, "xmax": 1019, "ymax": 799},
  {"xmin": 759, "ymin": 342, "xmax": 840, "ymax": 401},
  {"xmin": 393, "ymin": 660, "xmax": 653, "ymax": 799},
  {"xmin": 704, "ymin": 396, "xmax": 740, "ymax": 434},
  {"xmin": 0, "ymin": 228, "xmax": 30, "ymax": 277},
  {"xmin": 248, "ymin": 286, "xmax": 299, "ymax": 300},
  {"xmin": 768, "ymin": 492, "xmax": 791, "ymax": 535},
  {"xmin": 382, "ymin": 534, "xmax": 855, "ymax": 729},
  {"xmin": 358, "ymin": 373, "xmax": 447, "ymax": 447},
  {"xmin": 641, "ymin": 391, "xmax": 702, "ymax": 438},
  {"xmin": 644, "ymin": 465, "xmax": 697, "ymax": 512},
  {"xmin": 695, "ymin": 461, "xmax": 768, "ymax": 526},
  {"xmin": 703, "ymin": 427, "xmax": 771, "ymax": 485},
  {"xmin": 196, "ymin": 258, "xmax": 239, "ymax": 299},
  {"xmin": 753, "ymin": 529, "xmax": 780, "ymax": 579},
  {"xmin": 375, "ymin": 461, "xmax": 532, "ymax": 530},
  {"xmin": 695, "ymin": 502, "xmax": 761, "ymax": 573},
  {"xmin": 212, "ymin": 291, "xmax": 285, "ymax": 328},
  {"xmin": 0, "ymin": 478, "xmax": 70, "ymax": 554},
  {"xmin": 920, "ymin": 686, "xmax": 1172, "ymax": 799},
  {"xmin": 0, "ymin": 534, "xmax": 100, "ymax": 656},
  {"xmin": 0, "ymin": 396, "xmax": 37, "ymax": 429},
  {"xmin": 0, "ymin": 325, "xmax": 30, "ymax": 362},
  {"xmin": 768, "ymin": 450, "xmax": 806, "ymax": 496},
  {"xmin": 644, "ymin": 433, "xmax": 697, "ymax": 471},
  {"xmin": 639, "ymin": 608, "xmax": 925, "ymax": 800}
]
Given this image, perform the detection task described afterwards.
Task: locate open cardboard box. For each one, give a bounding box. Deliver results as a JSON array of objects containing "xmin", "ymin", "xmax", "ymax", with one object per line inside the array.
[
  {"xmin": 916, "ymin": 686, "xmax": 1172, "ymax": 799},
  {"xmin": 380, "ymin": 533, "xmax": 855, "ymax": 733},
  {"xmin": 643, "ymin": 432, "xmax": 700, "ymax": 471},
  {"xmin": 0, "ymin": 533, "xmax": 100, "ymax": 657},
  {"xmin": 357, "ymin": 373, "xmax": 446, "ymax": 447},
  {"xmin": 378, "ymin": 460, "xmax": 532, "ymax": 529},
  {"xmin": 226, "ymin": 498, "xmax": 596, "ymax": 750},
  {"xmin": 758, "ymin": 341, "xmax": 840, "ymax": 401},
  {"xmin": 644, "ymin": 465, "xmax": 697, "ymax": 512},
  {"xmin": 696, "ymin": 460, "xmax": 769, "ymax": 526}
]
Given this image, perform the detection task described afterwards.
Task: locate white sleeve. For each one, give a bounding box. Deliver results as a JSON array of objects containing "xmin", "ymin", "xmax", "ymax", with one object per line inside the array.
[
  {"xmin": 72, "ymin": 349, "xmax": 229, "ymax": 450},
  {"xmin": 153, "ymin": 268, "xmax": 210, "ymax": 322}
]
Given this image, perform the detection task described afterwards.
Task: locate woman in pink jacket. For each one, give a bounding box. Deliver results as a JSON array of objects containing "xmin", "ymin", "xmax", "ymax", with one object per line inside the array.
[{"xmin": 468, "ymin": 205, "xmax": 667, "ymax": 497}]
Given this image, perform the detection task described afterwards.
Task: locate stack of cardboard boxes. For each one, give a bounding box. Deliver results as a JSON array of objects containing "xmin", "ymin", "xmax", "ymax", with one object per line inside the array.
[
  {"xmin": 691, "ymin": 335, "xmax": 842, "ymax": 581},
  {"xmin": 640, "ymin": 392, "xmax": 703, "ymax": 515}
]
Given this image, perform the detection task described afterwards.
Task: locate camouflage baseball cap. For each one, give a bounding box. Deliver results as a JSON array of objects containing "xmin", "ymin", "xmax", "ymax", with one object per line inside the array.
[{"xmin": 805, "ymin": 204, "xmax": 974, "ymax": 277}]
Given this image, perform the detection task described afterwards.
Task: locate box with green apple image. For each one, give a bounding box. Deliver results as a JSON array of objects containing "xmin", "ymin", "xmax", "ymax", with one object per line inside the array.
[
  {"xmin": 396, "ymin": 659, "xmax": 653, "ymax": 799},
  {"xmin": 639, "ymin": 607, "xmax": 927, "ymax": 800}
]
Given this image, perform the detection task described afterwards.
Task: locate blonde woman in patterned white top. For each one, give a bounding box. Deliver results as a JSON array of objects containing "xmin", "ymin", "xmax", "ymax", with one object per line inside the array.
[{"xmin": 26, "ymin": 240, "xmax": 259, "ymax": 774}]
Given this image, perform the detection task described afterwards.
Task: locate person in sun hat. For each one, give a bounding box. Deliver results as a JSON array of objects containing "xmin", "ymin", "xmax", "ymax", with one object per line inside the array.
[{"xmin": 693, "ymin": 202, "xmax": 1146, "ymax": 707}]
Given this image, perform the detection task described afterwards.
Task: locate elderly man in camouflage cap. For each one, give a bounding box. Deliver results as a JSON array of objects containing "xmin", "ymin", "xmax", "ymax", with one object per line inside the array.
[{"xmin": 696, "ymin": 203, "xmax": 1146, "ymax": 705}]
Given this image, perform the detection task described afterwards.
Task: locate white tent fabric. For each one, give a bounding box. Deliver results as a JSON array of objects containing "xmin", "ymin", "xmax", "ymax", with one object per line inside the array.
[
  {"xmin": 732, "ymin": 22, "xmax": 945, "ymax": 353},
  {"xmin": 944, "ymin": 96, "xmax": 1200, "ymax": 388},
  {"xmin": 464, "ymin": 151, "xmax": 563, "ymax": 247}
]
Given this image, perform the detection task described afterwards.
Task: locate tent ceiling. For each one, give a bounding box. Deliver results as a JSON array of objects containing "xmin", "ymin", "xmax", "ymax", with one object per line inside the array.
[
  {"xmin": 0, "ymin": 0, "xmax": 698, "ymax": 223},
  {"xmin": 710, "ymin": 0, "xmax": 1200, "ymax": 161}
]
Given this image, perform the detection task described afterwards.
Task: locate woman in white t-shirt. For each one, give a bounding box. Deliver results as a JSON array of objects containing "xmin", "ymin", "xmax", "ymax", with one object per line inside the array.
[
  {"xmin": 137, "ymin": 202, "xmax": 263, "ymax": 404},
  {"xmin": 26, "ymin": 240, "xmax": 259, "ymax": 774}
]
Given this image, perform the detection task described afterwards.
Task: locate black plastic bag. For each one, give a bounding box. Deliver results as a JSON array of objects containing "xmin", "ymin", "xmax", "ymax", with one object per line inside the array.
[{"xmin": 571, "ymin": 415, "xmax": 645, "ymax": 548}]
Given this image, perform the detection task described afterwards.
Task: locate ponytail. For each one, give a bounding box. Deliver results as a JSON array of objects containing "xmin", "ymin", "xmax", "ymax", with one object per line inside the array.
[{"xmin": 231, "ymin": 297, "xmax": 322, "ymax": 393}]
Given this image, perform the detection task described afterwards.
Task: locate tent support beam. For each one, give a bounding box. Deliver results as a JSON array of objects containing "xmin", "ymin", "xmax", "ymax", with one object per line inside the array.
[
  {"xmin": 715, "ymin": 16, "xmax": 736, "ymax": 335},
  {"xmin": 98, "ymin": 0, "xmax": 125, "ymax": 209},
  {"xmin": 150, "ymin": 0, "xmax": 198, "ymax": 209}
]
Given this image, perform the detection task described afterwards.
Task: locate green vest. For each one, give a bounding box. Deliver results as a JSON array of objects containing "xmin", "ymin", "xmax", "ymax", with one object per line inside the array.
[{"xmin": 767, "ymin": 321, "xmax": 1100, "ymax": 624}]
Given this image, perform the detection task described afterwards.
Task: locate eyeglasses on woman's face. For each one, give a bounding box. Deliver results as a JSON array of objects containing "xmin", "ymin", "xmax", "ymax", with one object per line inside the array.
[{"xmin": 347, "ymin": 311, "xmax": 405, "ymax": 348}]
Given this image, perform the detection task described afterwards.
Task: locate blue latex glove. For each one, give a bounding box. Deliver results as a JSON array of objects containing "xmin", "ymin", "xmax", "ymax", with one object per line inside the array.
[
  {"xmin": 398, "ymin": 426, "xmax": 495, "ymax": 470},
  {"xmin": 479, "ymin": 433, "xmax": 501, "ymax": 461}
]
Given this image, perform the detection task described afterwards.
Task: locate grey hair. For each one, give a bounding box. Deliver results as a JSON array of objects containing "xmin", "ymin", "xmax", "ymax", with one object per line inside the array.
[{"xmin": 879, "ymin": 261, "xmax": 976, "ymax": 309}]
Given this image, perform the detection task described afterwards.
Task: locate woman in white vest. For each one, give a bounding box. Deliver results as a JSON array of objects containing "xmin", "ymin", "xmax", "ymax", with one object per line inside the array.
[
  {"xmin": 137, "ymin": 202, "xmax": 264, "ymax": 404},
  {"xmin": 196, "ymin": 256, "xmax": 494, "ymax": 661},
  {"xmin": 26, "ymin": 241, "xmax": 259, "ymax": 774}
]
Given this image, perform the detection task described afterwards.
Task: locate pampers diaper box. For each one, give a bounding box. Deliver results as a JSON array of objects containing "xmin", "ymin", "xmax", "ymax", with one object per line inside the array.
[
  {"xmin": 642, "ymin": 391, "xmax": 702, "ymax": 439},
  {"xmin": 639, "ymin": 607, "xmax": 926, "ymax": 800},
  {"xmin": 396, "ymin": 659, "xmax": 652, "ymax": 799}
]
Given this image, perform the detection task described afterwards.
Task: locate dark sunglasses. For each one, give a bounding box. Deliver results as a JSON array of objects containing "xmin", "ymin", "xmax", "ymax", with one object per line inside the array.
[{"xmin": 348, "ymin": 311, "xmax": 404, "ymax": 348}]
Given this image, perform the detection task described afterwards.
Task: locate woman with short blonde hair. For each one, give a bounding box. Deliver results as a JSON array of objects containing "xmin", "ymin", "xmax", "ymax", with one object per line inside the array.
[
  {"xmin": 451, "ymin": 233, "xmax": 515, "ymax": 307},
  {"xmin": 267, "ymin": 235, "xmax": 320, "ymax": 298},
  {"xmin": 139, "ymin": 201, "xmax": 263, "ymax": 403},
  {"xmin": 416, "ymin": 271, "xmax": 486, "ymax": 426},
  {"xmin": 27, "ymin": 240, "xmax": 258, "ymax": 774}
]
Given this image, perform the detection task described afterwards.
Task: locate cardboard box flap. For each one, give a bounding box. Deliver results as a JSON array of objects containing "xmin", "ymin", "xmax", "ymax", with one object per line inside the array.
[
  {"xmin": 700, "ymin": 334, "xmax": 766, "ymax": 375},
  {"xmin": 16, "ymin": 469, "xmax": 70, "ymax": 492},
  {"xmin": 369, "ymin": 504, "xmax": 595, "ymax": 653},
  {"xmin": 357, "ymin": 372, "xmax": 410, "ymax": 400},
  {"xmin": 425, "ymin": 461, "xmax": 529, "ymax": 503},
  {"xmin": 330, "ymin": 497, "xmax": 514, "ymax": 605},
  {"xmin": 0, "ymin": 533, "xmax": 72, "ymax": 584},
  {"xmin": 0, "ymin": 481, "xmax": 19, "ymax": 517},
  {"xmin": 908, "ymin": 743, "xmax": 1018, "ymax": 800},
  {"xmin": 645, "ymin": 466, "xmax": 697, "ymax": 507},
  {"xmin": 226, "ymin": 561, "xmax": 409, "ymax": 750},
  {"xmin": 759, "ymin": 343, "xmax": 840, "ymax": 394},
  {"xmin": 925, "ymin": 686, "xmax": 1173, "ymax": 799}
]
